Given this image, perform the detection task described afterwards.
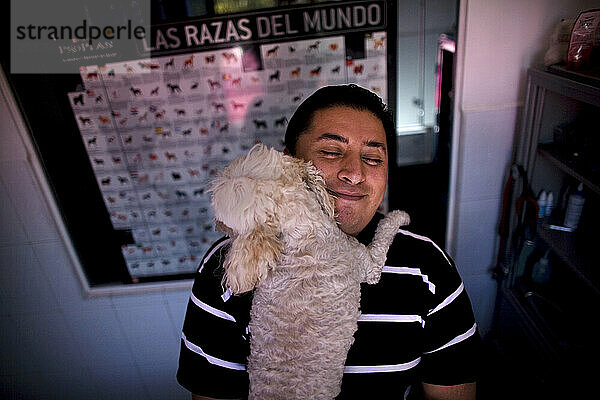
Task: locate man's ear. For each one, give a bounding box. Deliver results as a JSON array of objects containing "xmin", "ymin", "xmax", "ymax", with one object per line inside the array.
[{"xmin": 215, "ymin": 220, "xmax": 235, "ymax": 237}]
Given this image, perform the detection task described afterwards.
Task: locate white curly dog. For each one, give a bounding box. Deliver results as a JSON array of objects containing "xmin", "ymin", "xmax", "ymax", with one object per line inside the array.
[{"xmin": 210, "ymin": 144, "xmax": 410, "ymax": 400}]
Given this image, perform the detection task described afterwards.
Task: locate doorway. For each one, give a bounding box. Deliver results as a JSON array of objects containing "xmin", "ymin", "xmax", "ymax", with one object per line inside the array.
[{"xmin": 388, "ymin": 1, "xmax": 458, "ymax": 246}]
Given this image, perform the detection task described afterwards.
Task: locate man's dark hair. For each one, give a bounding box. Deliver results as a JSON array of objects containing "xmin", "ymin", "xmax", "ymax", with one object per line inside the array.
[{"xmin": 284, "ymin": 84, "xmax": 396, "ymax": 156}]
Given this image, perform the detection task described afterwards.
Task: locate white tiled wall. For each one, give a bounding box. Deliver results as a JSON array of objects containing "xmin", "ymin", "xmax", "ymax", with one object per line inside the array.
[
  {"xmin": 452, "ymin": 106, "xmax": 519, "ymax": 335},
  {"xmin": 0, "ymin": 72, "xmax": 191, "ymax": 400}
]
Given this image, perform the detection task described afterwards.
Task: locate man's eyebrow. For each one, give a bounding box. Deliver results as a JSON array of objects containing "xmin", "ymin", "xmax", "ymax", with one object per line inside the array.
[
  {"xmin": 316, "ymin": 134, "xmax": 386, "ymax": 150},
  {"xmin": 317, "ymin": 133, "xmax": 348, "ymax": 144},
  {"xmin": 364, "ymin": 140, "xmax": 386, "ymax": 150}
]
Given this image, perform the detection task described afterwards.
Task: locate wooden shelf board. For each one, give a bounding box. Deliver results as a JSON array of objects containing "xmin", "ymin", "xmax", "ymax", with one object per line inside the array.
[
  {"xmin": 537, "ymin": 224, "xmax": 600, "ymax": 295},
  {"xmin": 538, "ymin": 144, "xmax": 600, "ymax": 196}
]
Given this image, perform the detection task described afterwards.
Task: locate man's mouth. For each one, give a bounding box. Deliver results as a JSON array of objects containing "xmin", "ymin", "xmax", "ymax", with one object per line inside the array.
[{"xmin": 327, "ymin": 189, "xmax": 367, "ymax": 201}]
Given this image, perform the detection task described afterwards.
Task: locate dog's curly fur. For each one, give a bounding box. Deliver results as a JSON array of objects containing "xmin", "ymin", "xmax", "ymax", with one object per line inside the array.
[{"xmin": 210, "ymin": 144, "xmax": 410, "ymax": 399}]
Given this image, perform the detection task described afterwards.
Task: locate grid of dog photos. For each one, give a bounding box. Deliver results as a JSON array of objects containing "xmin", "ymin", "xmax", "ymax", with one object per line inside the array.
[{"xmin": 68, "ymin": 31, "xmax": 387, "ymax": 279}]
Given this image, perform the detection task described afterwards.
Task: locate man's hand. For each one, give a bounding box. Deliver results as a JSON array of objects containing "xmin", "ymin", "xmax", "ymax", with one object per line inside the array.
[{"xmin": 422, "ymin": 382, "xmax": 476, "ymax": 400}]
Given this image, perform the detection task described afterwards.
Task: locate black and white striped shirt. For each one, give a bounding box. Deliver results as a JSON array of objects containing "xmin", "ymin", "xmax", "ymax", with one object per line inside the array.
[{"xmin": 177, "ymin": 214, "xmax": 481, "ymax": 399}]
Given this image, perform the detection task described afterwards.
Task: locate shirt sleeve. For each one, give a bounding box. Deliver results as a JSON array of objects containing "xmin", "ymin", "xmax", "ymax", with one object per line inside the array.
[
  {"xmin": 176, "ymin": 237, "xmax": 251, "ymax": 398},
  {"xmin": 419, "ymin": 245, "xmax": 482, "ymax": 385}
]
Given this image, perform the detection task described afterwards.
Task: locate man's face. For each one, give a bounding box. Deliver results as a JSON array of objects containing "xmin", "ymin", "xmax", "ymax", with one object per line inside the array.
[{"xmin": 294, "ymin": 106, "xmax": 388, "ymax": 236}]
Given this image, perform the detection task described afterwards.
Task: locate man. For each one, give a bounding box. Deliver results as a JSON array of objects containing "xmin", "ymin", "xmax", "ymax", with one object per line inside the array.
[{"xmin": 177, "ymin": 84, "xmax": 480, "ymax": 399}]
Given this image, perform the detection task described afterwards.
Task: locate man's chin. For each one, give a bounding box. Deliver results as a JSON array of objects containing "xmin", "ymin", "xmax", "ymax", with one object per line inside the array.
[{"xmin": 335, "ymin": 209, "xmax": 368, "ymax": 236}]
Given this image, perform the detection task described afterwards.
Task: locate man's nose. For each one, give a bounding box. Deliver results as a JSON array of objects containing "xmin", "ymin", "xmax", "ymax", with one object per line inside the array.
[{"xmin": 338, "ymin": 155, "xmax": 365, "ymax": 185}]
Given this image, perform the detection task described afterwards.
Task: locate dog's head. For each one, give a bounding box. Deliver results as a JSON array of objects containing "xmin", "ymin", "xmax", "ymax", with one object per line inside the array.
[{"xmin": 210, "ymin": 144, "xmax": 334, "ymax": 294}]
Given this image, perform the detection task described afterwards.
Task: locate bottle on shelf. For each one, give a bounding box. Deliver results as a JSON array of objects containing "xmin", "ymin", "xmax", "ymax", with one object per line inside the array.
[
  {"xmin": 513, "ymin": 239, "xmax": 536, "ymax": 286},
  {"xmin": 537, "ymin": 190, "xmax": 547, "ymax": 218},
  {"xmin": 531, "ymin": 250, "xmax": 552, "ymax": 284},
  {"xmin": 545, "ymin": 192, "xmax": 554, "ymax": 217},
  {"xmin": 563, "ymin": 183, "xmax": 585, "ymax": 229}
]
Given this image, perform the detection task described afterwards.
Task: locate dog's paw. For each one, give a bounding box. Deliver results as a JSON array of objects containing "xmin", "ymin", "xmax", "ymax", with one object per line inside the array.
[
  {"xmin": 366, "ymin": 210, "xmax": 411, "ymax": 273},
  {"xmin": 386, "ymin": 209, "xmax": 410, "ymax": 229}
]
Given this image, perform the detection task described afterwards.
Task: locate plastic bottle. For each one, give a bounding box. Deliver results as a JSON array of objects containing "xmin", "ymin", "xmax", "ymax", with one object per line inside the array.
[
  {"xmin": 531, "ymin": 250, "xmax": 552, "ymax": 284},
  {"xmin": 545, "ymin": 192, "xmax": 554, "ymax": 217},
  {"xmin": 564, "ymin": 183, "xmax": 585, "ymax": 229},
  {"xmin": 537, "ymin": 191, "xmax": 547, "ymax": 218},
  {"xmin": 513, "ymin": 240, "xmax": 536, "ymax": 286}
]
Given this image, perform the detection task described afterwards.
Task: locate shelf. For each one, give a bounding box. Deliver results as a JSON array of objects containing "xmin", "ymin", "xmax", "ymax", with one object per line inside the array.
[
  {"xmin": 493, "ymin": 68, "xmax": 600, "ymax": 396},
  {"xmin": 500, "ymin": 282, "xmax": 589, "ymax": 363},
  {"xmin": 500, "ymin": 286, "xmax": 558, "ymax": 360},
  {"xmin": 547, "ymin": 65, "xmax": 600, "ymax": 89},
  {"xmin": 537, "ymin": 223, "xmax": 600, "ymax": 296},
  {"xmin": 538, "ymin": 144, "xmax": 600, "ymax": 196},
  {"xmin": 530, "ymin": 67, "xmax": 600, "ymax": 107},
  {"xmin": 497, "ymin": 284, "xmax": 600, "ymax": 397}
]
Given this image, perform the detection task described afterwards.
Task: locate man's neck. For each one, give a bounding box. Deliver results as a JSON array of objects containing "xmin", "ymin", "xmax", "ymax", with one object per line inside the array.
[{"xmin": 355, "ymin": 212, "xmax": 384, "ymax": 245}]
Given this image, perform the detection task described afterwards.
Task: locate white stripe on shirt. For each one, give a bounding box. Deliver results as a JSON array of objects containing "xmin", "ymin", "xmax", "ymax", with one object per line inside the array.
[
  {"xmin": 359, "ymin": 314, "xmax": 424, "ymax": 327},
  {"xmin": 423, "ymin": 323, "xmax": 477, "ymax": 355},
  {"xmin": 181, "ymin": 332, "xmax": 246, "ymax": 371},
  {"xmin": 397, "ymin": 229, "xmax": 451, "ymax": 265},
  {"xmin": 382, "ymin": 266, "xmax": 436, "ymax": 294},
  {"xmin": 344, "ymin": 357, "xmax": 421, "ymax": 374},
  {"xmin": 198, "ymin": 238, "xmax": 231, "ymax": 273},
  {"xmin": 428, "ymin": 282, "xmax": 464, "ymax": 316},
  {"xmin": 190, "ymin": 292, "xmax": 237, "ymax": 322}
]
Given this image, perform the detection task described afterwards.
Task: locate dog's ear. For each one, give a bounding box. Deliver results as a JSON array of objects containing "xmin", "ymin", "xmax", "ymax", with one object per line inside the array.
[
  {"xmin": 211, "ymin": 175, "xmax": 269, "ymax": 233},
  {"xmin": 303, "ymin": 162, "xmax": 335, "ymax": 219},
  {"xmin": 210, "ymin": 145, "xmax": 282, "ymax": 234},
  {"xmin": 223, "ymin": 222, "xmax": 283, "ymax": 294}
]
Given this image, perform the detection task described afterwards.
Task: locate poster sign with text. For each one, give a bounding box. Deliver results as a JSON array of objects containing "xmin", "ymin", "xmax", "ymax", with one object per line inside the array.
[{"xmin": 68, "ymin": 1, "xmax": 389, "ymax": 279}]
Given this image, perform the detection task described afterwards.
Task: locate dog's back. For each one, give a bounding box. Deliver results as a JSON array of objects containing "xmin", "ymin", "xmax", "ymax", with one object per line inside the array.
[
  {"xmin": 248, "ymin": 210, "xmax": 409, "ymax": 399},
  {"xmin": 248, "ymin": 224, "xmax": 363, "ymax": 399}
]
